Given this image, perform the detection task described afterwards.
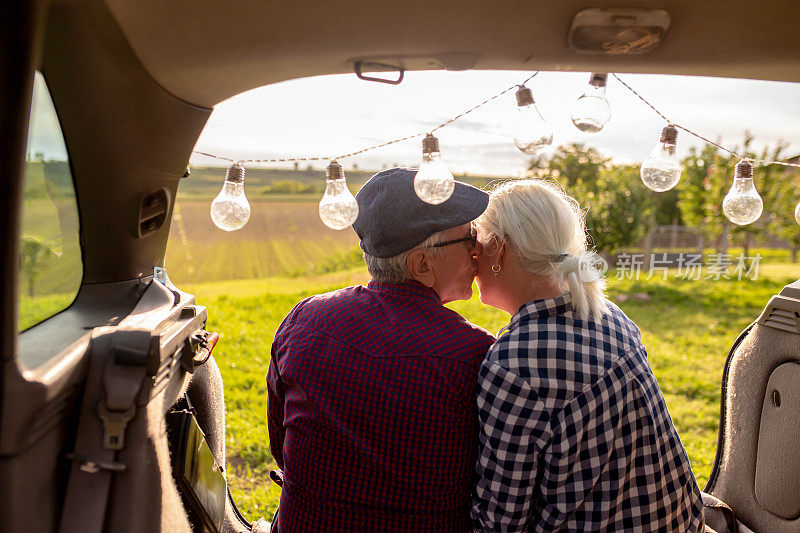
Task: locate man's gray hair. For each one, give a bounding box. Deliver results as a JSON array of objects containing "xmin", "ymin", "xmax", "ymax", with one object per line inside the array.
[{"xmin": 363, "ymin": 230, "xmax": 447, "ymax": 283}]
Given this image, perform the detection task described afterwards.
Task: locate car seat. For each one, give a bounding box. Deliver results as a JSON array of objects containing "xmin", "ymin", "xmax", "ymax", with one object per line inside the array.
[{"xmin": 703, "ymin": 279, "xmax": 800, "ymax": 532}]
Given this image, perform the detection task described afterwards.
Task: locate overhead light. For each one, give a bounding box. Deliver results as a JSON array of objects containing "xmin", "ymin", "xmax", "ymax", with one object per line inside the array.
[
  {"xmin": 723, "ymin": 161, "xmax": 763, "ymax": 226},
  {"xmin": 571, "ymin": 73, "xmax": 612, "ymax": 132},
  {"xmin": 210, "ymin": 163, "xmax": 251, "ymax": 232},
  {"xmin": 319, "ymin": 161, "xmax": 359, "ymax": 230},
  {"xmin": 640, "ymin": 125, "xmax": 682, "ymax": 192},
  {"xmin": 415, "ymin": 134, "xmax": 455, "ymax": 204},
  {"xmin": 512, "ymin": 85, "xmax": 553, "ymax": 154},
  {"xmin": 568, "ymin": 8, "xmax": 671, "ymax": 55}
]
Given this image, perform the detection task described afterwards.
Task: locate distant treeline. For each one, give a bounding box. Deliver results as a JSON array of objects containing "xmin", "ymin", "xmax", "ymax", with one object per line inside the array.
[
  {"xmin": 23, "ymin": 160, "xmax": 498, "ymax": 199},
  {"xmin": 178, "ymin": 166, "xmax": 494, "ymax": 198}
]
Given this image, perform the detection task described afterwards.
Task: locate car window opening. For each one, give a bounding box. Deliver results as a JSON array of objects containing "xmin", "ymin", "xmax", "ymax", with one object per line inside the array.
[
  {"xmin": 18, "ymin": 72, "xmax": 82, "ymax": 332},
  {"xmin": 161, "ymin": 71, "xmax": 800, "ymax": 522}
]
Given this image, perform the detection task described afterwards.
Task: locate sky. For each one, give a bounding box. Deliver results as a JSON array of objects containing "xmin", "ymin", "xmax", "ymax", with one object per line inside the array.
[
  {"xmin": 190, "ymin": 70, "xmax": 800, "ymax": 178},
  {"xmin": 27, "ymin": 70, "xmax": 800, "ymax": 178}
]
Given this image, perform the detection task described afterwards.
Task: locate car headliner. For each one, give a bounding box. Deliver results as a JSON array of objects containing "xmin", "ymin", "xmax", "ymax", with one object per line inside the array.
[{"xmin": 104, "ymin": 0, "xmax": 800, "ymax": 108}]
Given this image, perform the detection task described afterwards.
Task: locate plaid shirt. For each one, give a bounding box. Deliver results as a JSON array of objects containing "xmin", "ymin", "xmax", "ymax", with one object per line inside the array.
[
  {"xmin": 471, "ymin": 293, "xmax": 704, "ymax": 532},
  {"xmin": 268, "ymin": 281, "xmax": 495, "ymax": 532}
]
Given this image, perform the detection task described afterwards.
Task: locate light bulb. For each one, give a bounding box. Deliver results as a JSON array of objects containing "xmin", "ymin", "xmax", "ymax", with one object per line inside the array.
[
  {"xmin": 319, "ymin": 160, "xmax": 359, "ymax": 230},
  {"xmin": 723, "ymin": 160, "xmax": 763, "ymax": 226},
  {"xmin": 512, "ymin": 86, "xmax": 553, "ymax": 154},
  {"xmin": 414, "ymin": 134, "xmax": 455, "ymax": 204},
  {"xmin": 795, "ymin": 200, "xmax": 800, "ymax": 226},
  {"xmin": 571, "ymin": 73, "xmax": 612, "ymax": 133},
  {"xmin": 640, "ymin": 125, "xmax": 682, "ymax": 192},
  {"xmin": 210, "ymin": 162, "xmax": 251, "ymax": 231}
]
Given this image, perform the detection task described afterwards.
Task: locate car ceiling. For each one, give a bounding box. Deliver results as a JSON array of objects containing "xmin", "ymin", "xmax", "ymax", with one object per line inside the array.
[{"xmin": 103, "ymin": 0, "xmax": 800, "ymax": 109}]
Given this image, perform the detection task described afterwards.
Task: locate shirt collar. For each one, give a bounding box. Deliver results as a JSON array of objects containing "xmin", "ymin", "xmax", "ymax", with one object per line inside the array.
[
  {"xmin": 367, "ymin": 280, "xmax": 441, "ymax": 304},
  {"xmin": 501, "ymin": 292, "xmax": 573, "ymax": 335}
]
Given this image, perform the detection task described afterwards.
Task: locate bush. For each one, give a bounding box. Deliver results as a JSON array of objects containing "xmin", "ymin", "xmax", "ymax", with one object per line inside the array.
[{"xmin": 261, "ymin": 180, "xmax": 324, "ymax": 195}]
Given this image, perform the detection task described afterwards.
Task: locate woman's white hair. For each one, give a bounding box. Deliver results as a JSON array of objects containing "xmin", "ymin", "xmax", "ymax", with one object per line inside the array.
[{"xmin": 476, "ymin": 179, "xmax": 608, "ymax": 320}]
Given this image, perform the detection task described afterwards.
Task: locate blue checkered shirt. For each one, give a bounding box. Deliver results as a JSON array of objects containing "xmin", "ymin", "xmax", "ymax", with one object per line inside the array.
[{"xmin": 471, "ymin": 293, "xmax": 704, "ymax": 532}]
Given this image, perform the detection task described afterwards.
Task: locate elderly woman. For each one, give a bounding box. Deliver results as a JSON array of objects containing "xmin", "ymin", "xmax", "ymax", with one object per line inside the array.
[{"xmin": 470, "ymin": 179, "xmax": 704, "ymax": 532}]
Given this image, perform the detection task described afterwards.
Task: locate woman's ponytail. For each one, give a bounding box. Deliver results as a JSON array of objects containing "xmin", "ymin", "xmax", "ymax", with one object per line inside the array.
[
  {"xmin": 557, "ymin": 251, "xmax": 608, "ymax": 320},
  {"xmin": 476, "ymin": 179, "xmax": 609, "ymax": 321}
]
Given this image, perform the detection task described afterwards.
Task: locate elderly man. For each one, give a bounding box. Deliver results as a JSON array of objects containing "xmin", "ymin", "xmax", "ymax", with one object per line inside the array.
[{"xmin": 267, "ymin": 168, "xmax": 495, "ymax": 532}]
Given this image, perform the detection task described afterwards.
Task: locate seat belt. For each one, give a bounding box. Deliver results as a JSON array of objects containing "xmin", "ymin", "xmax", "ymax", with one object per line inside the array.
[{"xmin": 58, "ymin": 327, "xmax": 151, "ymax": 533}]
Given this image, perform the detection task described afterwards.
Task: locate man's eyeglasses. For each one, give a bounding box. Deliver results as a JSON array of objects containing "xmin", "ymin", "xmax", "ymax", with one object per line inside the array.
[{"xmin": 431, "ymin": 228, "xmax": 478, "ymax": 249}]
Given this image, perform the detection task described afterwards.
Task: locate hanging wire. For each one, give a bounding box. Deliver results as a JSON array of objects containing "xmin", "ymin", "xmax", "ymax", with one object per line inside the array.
[
  {"xmin": 192, "ymin": 151, "xmax": 236, "ymax": 163},
  {"xmin": 672, "ymin": 125, "xmax": 744, "ymax": 159},
  {"xmin": 192, "ymin": 71, "xmax": 800, "ymax": 170},
  {"xmin": 192, "ymin": 151, "xmax": 331, "ymax": 164},
  {"xmin": 429, "ymin": 72, "xmax": 540, "ymax": 134},
  {"xmin": 610, "ymin": 74, "xmax": 672, "ymax": 123},
  {"xmin": 241, "ymin": 155, "xmax": 330, "ymax": 164},
  {"xmin": 740, "ymin": 159, "xmax": 800, "ymax": 168},
  {"xmin": 334, "ymin": 133, "xmax": 425, "ymax": 160},
  {"xmin": 192, "ymin": 72, "xmax": 541, "ymax": 165},
  {"xmin": 612, "ymin": 73, "xmax": 800, "ymax": 169}
]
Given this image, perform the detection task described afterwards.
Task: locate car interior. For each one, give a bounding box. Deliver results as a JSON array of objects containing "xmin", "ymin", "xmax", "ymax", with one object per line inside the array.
[{"xmin": 2, "ymin": 0, "xmax": 800, "ymax": 531}]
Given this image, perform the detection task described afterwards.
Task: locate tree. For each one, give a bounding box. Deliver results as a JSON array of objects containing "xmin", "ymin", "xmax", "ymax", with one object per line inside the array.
[
  {"xmin": 677, "ymin": 141, "xmax": 740, "ymax": 253},
  {"xmin": 20, "ymin": 236, "xmax": 57, "ymax": 297},
  {"xmin": 527, "ymin": 143, "xmax": 609, "ymax": 191},
  {"xmin": 572, "ymin": 165, "xmax": 654, "ymax": 256},
  {"xmin": 528, "ymin": 144, "xmax": 653, "ymax": 256},
  {"xmin": 763, "ymin": 161, "xmax": 800, "ymax": 262},
  {"xmin": 649, "ymin": 185, "xmax": 682, "ymax": 227}
]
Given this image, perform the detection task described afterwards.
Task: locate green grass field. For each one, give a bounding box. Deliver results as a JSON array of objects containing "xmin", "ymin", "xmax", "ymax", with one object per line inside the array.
[{"xmin": 182, "ymin": 263, "xmax": 800, "ymax": 523}]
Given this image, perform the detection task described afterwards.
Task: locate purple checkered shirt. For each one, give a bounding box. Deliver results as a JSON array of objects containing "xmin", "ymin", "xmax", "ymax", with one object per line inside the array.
[{"xmin": 267, "ymin": 281, "xmax": 495, "ymax": 532}]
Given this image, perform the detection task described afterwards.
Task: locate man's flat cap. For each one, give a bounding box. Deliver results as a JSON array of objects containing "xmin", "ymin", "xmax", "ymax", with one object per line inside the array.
[{"xmin": 353, "ymin": 168, "xmax": 489, "ymax": 258}]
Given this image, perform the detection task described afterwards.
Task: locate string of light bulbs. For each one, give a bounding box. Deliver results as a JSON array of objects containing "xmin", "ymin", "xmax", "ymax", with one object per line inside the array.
[
  {"xmin": 194, "ymin": 71, "xmax": 800, "ymax": 232},
  {"xmin": 609, "ymin": 73, "xmax": 800, "ymax": 226}
]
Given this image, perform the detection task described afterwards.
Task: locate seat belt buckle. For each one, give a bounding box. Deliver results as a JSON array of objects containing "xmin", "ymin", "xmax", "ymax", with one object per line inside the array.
[
  {"xmin": 97, "ymin": 402, "xmax": 136, "ymax": 450},
  {"xmin": 65, "ymin": 452, "xmax": 127, "ymax": 473}
]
